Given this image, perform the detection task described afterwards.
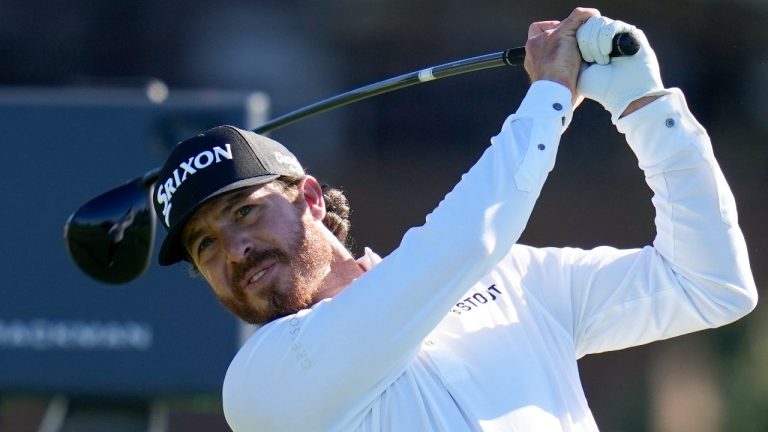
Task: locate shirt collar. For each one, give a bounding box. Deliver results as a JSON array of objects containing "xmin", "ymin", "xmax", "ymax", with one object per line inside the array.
[{"xmin": 355, "ymin": 247, "xmax": 382, "ymax": 272}]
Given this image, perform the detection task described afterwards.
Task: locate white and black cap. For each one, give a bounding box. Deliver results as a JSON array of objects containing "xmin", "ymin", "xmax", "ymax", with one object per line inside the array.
[{"xmin": 153, "ymin": 125, "xmax": 304, "ymax": 265}]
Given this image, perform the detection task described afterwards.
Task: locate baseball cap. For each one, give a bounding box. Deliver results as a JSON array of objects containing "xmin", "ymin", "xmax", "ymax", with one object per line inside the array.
[{"xmin": 153, "ymin": 125, "xmax": 305, "ymax": 265}]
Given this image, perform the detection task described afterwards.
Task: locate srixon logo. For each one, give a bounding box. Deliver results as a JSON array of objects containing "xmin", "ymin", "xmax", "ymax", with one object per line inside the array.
[{"xmin": 155, "ymin": 144, "xmax": 233, "ymax": 226}]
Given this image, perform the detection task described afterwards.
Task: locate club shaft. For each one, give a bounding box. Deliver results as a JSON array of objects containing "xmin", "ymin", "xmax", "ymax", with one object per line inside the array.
[{"xmin": 253, "ymin": 47, "xmax": 525, "ymax": 134}]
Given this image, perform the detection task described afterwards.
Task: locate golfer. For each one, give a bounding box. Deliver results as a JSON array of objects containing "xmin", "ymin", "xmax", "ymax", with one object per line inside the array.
[{"xmin": 152, "ymin": 7, "xmax": 757, "ymax": 431}]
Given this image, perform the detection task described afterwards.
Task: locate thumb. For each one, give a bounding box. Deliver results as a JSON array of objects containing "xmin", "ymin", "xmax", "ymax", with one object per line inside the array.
[{"xmin": 577, "ymin": 63, "xmax": 612, "ymax": 102}]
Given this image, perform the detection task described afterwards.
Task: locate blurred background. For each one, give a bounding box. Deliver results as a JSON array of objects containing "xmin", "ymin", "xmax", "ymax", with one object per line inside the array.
[{"xmin": 0, "ymin": 0, "xmax": 766, "ymax": 431}]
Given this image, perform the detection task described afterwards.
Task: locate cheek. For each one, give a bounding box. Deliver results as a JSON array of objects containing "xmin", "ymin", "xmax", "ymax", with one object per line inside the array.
[
  {"xmin": 198, "ymin": 265, "xmax": 230, "ymax": 298},
  {"xmin": 261, "ymin": 207, "xmax": 305, "ymax": 247}
]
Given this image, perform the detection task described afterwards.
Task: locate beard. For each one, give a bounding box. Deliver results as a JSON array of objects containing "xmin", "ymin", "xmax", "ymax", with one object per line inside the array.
[{"xmin": 222, "ymin": 215, "xmax": 332, "ymax": 325}]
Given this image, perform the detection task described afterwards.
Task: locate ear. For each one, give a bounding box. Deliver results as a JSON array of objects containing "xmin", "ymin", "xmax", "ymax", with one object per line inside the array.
[{"xmin": 297, "ymin": 176, "xmax": 326, "ymax": 221}]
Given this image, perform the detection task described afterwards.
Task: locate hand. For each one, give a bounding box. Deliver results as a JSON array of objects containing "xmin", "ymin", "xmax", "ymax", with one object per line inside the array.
[
  {"xmin": 524, "ymin": 7, "xmax": 601, "ymax": 105},
  {"xmin": 576, "ymin": 16, "xmax": 668, "ymax": 123}
]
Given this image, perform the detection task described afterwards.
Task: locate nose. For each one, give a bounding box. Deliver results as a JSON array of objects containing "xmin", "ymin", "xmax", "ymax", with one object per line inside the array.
[{"xmin": 220, "ymin": 227, "xmax": 254, "ymax": 262}]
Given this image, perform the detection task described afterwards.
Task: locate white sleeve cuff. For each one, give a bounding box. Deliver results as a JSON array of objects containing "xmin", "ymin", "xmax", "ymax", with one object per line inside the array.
[
  {"xmin": 490, "ymin": 80, "xmax": 571, "ymax": 192},
  {"xmin": 615, "ymin": 88, "xmax": 709, "ymax": 169},
  {"xmin": 517, "ymin": 80, "xmax": 574, "ymax": 131}
]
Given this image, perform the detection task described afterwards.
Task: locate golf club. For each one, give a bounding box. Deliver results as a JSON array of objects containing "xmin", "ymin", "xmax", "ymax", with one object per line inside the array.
[{"xmin": 65, "ymin": 33, "xmax": 639, "ymax": 284}]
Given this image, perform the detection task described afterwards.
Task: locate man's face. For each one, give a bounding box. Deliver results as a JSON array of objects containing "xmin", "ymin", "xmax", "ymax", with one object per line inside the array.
[{"xmin": 181, "ymin": 182, "xmax": 332, "ymax": 324}]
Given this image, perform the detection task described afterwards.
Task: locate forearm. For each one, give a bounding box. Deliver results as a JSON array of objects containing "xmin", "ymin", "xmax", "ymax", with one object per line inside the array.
[
  {"xmin": 617, "ymin": 89, "xmax": 757, "ymax": 320},
  {"xmin": 562, "ymin": 90, "xmax": 757, "ymax": 357}
]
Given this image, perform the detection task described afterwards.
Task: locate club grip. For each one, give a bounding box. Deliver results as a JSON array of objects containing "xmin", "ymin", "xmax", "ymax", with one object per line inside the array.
[{"xmin": 610, "ymin": 32, "xmax": 640, "ymax": 57}]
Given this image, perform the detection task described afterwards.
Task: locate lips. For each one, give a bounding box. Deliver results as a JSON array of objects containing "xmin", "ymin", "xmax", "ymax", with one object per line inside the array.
[
  {"xmin": 250, "ymin": 267, "xmax": 269, "ymax": 284},
  {"xmin": 241, "ymin": 261, "xmax": 276, "ymax": 293},
  {"xmin": 231, "ymin": 248, "xmax": 288, "ymax": 296}
]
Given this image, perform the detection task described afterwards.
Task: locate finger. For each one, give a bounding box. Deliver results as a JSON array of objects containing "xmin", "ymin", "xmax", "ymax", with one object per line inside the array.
[
  {"xmin": 576, "ymin": 17, "xmax": 599, "ymax": 63},
  {"xmin": 589, "ymin": 17, "xmax": 610, "ymax": 65},
  {"xmin": 528, "ymin": 20, "xmax": 560, "ymax": 39},
  {"xmin": 596, "ymin": 19, "xmax": 616, "ymax": 62},
  {"xmin": 578, "ymin": 16, "xmax": 622, "ymax": 65},
  {"xmin": 559, "ymin": 7, "xmax": 601, "ymax": 35}
]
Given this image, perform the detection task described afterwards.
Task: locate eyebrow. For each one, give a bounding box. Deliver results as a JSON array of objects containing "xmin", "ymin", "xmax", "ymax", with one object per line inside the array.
[{"xmin": 182, "ymin": 189, "xmax": 255, "ymax": 253}]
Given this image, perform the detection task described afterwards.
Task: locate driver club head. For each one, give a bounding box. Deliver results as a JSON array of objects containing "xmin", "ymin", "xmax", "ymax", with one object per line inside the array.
[{"xmin": 64, "ymin": 177, "xmax": 156, "ymax": 284}]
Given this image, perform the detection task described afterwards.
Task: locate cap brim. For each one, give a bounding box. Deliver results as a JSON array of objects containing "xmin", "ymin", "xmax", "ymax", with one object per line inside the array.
[{"xmin": 157, "ymin": 174, "xmax": 281, "ymax": 266}]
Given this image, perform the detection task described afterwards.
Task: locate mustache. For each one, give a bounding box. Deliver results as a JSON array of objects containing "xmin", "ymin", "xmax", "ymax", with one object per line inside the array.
[{"xmin": 231, "ymin": 248, "xmax": 290, "ymax": 290}]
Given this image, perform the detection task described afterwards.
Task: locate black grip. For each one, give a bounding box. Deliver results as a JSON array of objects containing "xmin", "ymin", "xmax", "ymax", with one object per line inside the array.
[{"xmin": 609, "ymin": 32, "xmax": 640, "ymax": 57}]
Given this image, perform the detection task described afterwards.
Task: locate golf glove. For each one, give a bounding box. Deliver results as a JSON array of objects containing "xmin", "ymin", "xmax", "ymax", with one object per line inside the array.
[{"xmin": 576, "ymin": 16, "xmax": 668, "ymax": 123}]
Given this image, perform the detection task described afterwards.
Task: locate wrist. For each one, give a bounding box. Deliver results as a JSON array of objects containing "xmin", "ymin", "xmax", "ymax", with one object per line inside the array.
[
  {"xmin": 619, "ymin": 95, "xmax": 663, "ymax": 118},
  {"xmin": 538, "ymin": 75, "xmax": 575, "ymax": 98}
]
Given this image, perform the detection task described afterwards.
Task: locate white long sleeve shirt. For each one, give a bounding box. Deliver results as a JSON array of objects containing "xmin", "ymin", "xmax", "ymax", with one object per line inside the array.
[{"xmin": 222, "ymin": 81, "xmax": 757, "ymax": 431}]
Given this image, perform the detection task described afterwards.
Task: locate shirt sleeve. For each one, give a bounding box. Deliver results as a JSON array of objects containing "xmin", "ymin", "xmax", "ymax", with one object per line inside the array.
[
  {"xmin": 222, "ymin": 81, "xmax": 573, "ymax": 430},
  {"xmin": 519, "ymin": 89, "xmax": 758, "ymax": 358}
]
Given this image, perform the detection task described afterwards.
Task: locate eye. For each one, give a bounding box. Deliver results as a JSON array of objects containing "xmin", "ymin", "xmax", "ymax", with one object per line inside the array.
[
  {"xmin": 197, "ymin": 236, "xmax": 214, "ymax": 255},
  {"xmin": 235, "ymin": 204, "xmax": 254, "ymax": 219}
]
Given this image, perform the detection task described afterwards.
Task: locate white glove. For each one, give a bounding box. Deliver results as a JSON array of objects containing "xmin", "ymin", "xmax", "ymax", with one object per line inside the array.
[{"xmin": 576, "ymin": 16, "xmax": 668, "ymax": 123}]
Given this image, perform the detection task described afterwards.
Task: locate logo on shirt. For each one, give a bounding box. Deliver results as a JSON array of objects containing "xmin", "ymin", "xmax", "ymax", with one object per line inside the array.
[{"xmin": 451, "ymin": 284, "xmax": 503, "ymax": 315}]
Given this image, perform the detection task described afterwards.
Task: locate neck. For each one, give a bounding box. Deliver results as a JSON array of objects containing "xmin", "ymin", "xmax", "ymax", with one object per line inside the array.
[{"xmin": 313, "ymin": 231, "xmax": 365, "ymax": 301}]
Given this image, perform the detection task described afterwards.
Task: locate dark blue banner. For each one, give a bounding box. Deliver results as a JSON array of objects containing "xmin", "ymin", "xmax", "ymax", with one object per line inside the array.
[{"xmin": 0, "ymin": 87, "xmax": 268, "ymax": 397}]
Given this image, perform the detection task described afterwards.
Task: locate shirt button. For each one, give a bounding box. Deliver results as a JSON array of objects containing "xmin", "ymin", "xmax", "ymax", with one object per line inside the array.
[
  {"xmin": 537, "ymin": 143, "xmax": 546, "ymax": 150},
  {"xmin": 424, "ymin": 340, "xmax": 435, "ymax": 346},
  {"xmin": 665, "ymin": 118, "xmax": 675, "ymax": 128},
  {"xmin": 553, "ymin": 102, "xmax": 563, "ymax": 111}
]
